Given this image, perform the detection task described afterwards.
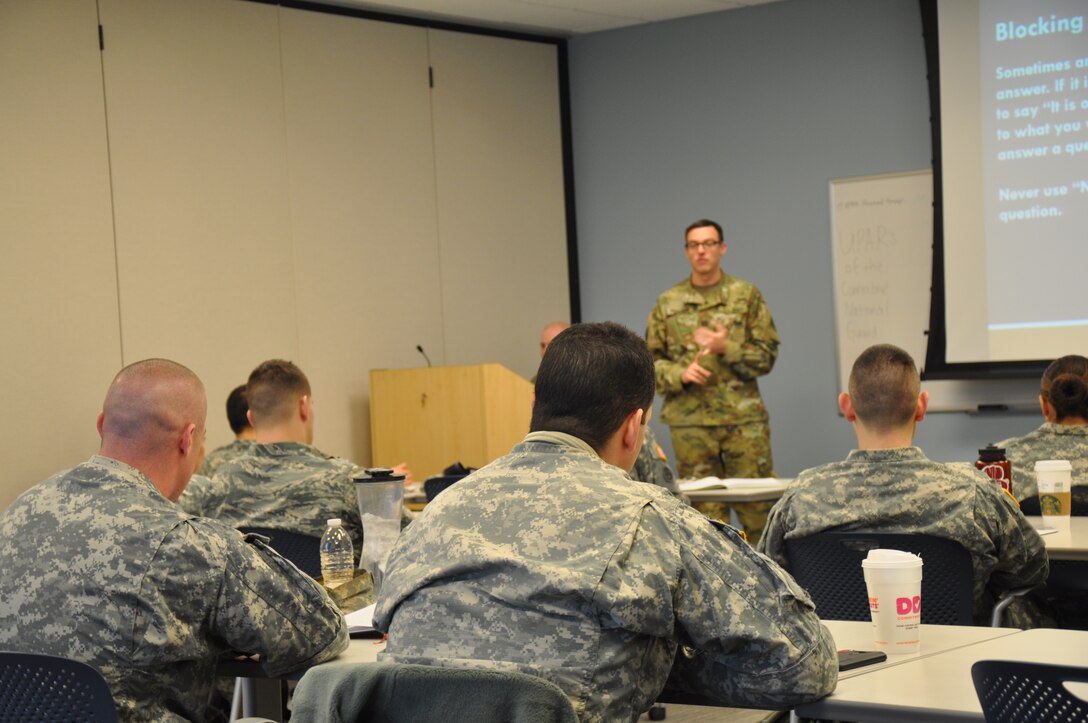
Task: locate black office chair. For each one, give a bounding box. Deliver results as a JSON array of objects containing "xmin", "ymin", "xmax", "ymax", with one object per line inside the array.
[
  {"xmin": 424, "ymin": 475, "xmax": 467, "ymax": 502},
  {"xmin": 1019, "ymin": 485, "xmax": 1088, "ymax": 516},
  {"xmin": 784, "ymin": 531, "xmax": 976, "ymax": 625},
  {"xmin": 238, "ymin": 527, "xmax": 322, "ymax": 579},
  {"xmin": 972, "ymin": 659, "xmax": 1088, "ymax": 722},
  {"xmin": 291, "ymin": 661, "xmax": 578, "ymax": 723},
  {"xmin": 0, "ymin": 651, "xmax": 118, "ymax": 723}
]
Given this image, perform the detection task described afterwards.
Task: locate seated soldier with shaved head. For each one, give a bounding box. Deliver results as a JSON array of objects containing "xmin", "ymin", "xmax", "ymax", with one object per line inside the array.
[
  {"xmin": 0, "ymin": 359, "xmax": 347, "ymax": 721},
  {"xmin": 758, "ymin": 344, "xmax": 1049, "ymax": 628}
]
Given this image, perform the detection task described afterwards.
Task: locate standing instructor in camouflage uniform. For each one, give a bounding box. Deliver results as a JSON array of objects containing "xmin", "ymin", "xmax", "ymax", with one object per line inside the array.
[{"xmin": 647, "ymin": 218, "xmax": 779, "ymax": 542}]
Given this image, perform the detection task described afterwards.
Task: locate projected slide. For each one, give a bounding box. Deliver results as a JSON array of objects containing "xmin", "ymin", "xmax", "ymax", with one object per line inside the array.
[{"xmin": 940, "ymin": 0, "xmax": 1088, "ymax": 363}]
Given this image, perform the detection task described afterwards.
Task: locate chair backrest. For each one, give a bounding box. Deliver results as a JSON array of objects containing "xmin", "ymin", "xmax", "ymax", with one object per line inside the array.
[
  {"xmin": 1019, "ymin": 485, "xmax": 1088, "ymax": 516},
  {"xmin": 239, "ymin": 526, "xmax": 323, "ymax": 579},
  {"xmin": 424, "ymin": 475, "xmax": 466, "ymax": 502},
  {"xmin": 291, "ymin": 661, "xmax": 579, "ymax": 723},
  {"xmin": 783, "ymin": 531, "xmax": 975, "ymax": 625},
  {"xmin": 0, "ymin": 651, "xmax": 118, "ymax": 723},
  {"xmin": 972, "ymin": 659, "xmax": 1088, "ymax": 723}
]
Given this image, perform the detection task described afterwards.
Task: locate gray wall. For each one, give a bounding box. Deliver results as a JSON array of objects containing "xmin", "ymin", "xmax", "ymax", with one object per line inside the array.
[{"xmin": 568, "ymin": 0, "xmax": 1040, "ymax": 476}]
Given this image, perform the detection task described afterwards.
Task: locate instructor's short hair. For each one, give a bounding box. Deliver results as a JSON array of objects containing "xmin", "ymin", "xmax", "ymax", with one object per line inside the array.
[
  {"xmin": 848, "ymin": 344, "xmax": 919, "ymax": 432},
  {"xmin": 684, "ymin": 218, "xmax": 723, "ymax": 241},
  {"xmin": 246, "ymin": 360, "xmax": 311, "ymax": 427},
  {"xmin": 531, "ymin": 322, "xmax": 655, "ymax": 450}
]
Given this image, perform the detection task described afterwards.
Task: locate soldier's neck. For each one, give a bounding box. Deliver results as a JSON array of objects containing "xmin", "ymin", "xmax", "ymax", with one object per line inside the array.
[{"xmin": 690, "ymin": 267, "xmax": 723, "ymax": 287}]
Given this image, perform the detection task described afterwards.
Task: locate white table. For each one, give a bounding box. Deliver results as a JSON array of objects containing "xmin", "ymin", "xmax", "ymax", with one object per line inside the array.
[
  {"xmin": 224, "ymin": 636, "xmax": 387, "ymax": 720},
  {"xmin": 797, "ymin": 628, "xmax": 1088, "ymax": 721},
  {"xmin": 821, "ymin": 619, "xmax": 1021, "ymax": 680},
  {"xmin": 1029, "ymin": 515, "xmax": 1088, "ymax": 561}
]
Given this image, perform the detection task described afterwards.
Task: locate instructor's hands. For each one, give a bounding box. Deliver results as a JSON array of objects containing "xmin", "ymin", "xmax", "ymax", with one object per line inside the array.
[
  {"xmin": 682, "ymin": 348, "xmax": 712, "ymax": 385},
  {"xmin": 692, "ymin": 322, "xmax": 730, "ymax": 355}
]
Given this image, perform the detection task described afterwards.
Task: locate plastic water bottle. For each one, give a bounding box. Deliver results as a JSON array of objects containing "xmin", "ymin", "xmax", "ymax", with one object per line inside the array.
[{"xmin": 319, "ymin": 518, "xmax": 354, "ymax": 590}]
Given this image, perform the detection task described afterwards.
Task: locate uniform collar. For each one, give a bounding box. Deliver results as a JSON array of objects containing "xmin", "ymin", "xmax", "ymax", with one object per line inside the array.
[
  {"xmin": 845, "ymin": 446, "xmax": 927, "ymax": 462},
  {"xmin": 521, "ymin": 430, "xmax": 599, "ymax": 458}
]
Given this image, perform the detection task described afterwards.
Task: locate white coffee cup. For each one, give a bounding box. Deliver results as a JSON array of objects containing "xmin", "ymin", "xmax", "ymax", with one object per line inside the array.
[
  {"xmin": 862, "ymin": 549, "xmax": 923, "ymax": 654},
  {"xmin": 1035, "ymin": 460, "xmax": 1072, "ymax": 533}
]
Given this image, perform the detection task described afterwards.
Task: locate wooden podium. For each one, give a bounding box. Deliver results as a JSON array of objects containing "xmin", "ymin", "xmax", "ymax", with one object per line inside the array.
[{"xmin": 369, "ymin": 364, "xmax": 534, "ymax": 480}]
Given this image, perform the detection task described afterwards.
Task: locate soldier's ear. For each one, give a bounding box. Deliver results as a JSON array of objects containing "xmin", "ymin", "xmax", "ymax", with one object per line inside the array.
[
  {"xmin": 838, "ymin": 392, "xmax": 856, "ymax": 421},
  {"xmin": 622, "ymin": 408, "xmax": 644, "ymax": 451},
  {"xmin": 915, "ymin": 391, "xmax": 929, "ymax": 422}
]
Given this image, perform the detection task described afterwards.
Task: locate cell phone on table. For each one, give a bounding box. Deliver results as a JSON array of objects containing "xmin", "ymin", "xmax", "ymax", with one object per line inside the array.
[{"xmin": 837, "ymin": 649, "xmax": 887, "ymax": 671}]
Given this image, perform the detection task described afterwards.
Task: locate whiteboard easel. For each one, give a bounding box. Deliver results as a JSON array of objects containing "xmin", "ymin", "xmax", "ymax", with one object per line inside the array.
[{"xmin": 829, "ymin": 170, "xmax": 1036, "ymax": 413}]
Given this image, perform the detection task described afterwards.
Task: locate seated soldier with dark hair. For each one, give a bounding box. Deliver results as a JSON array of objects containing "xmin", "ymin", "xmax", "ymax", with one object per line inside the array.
[
  {"xmin": 758, "ymin": 343, "xmax": 1049, "ymax": 628},
  {"xmin": 375, "ymin": 322, "xmax": 836, "ymax": 722}
]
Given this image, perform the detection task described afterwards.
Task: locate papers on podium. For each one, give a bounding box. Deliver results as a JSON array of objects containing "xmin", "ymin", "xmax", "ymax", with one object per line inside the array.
[{"xmin": 678, "ymin": 477, "xmax": 785, "ymax": 493}]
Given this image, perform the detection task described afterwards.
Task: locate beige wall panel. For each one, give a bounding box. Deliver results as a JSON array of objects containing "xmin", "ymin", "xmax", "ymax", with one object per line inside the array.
[
  {"xmin": 0, "ymin": 0, "xmax": 121, "ymax": 508},
  {"xmin": 99, "ymin": 0, "xmax": 299, "ymax": 450},
  {"xmin": 280, "ymin": 9, "xmax": 443, "ymax": 465},
  {"xmin": 429, "ymin": 30, "xmax": 569, "ymax": 381}
]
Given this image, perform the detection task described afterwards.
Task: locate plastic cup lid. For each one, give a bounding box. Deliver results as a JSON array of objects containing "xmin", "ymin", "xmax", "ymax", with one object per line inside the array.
[
  {"xmin": 861, "ymin": 548, "xmax": 923, "ymax": 568},
  {"xmin": 353, "ymin": 467, "xmax": 407, "ymax": 483},
  {"xmin": 1034, "ymin": 460, "xmax": 1072, "ymax": 472}
]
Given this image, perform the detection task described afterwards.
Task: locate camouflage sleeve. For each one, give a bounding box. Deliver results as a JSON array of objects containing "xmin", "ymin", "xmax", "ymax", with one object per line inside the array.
[
  {"xmin": 647, "ymin": 305, "xmax": 688, "ymax": 395},
  {"xmin": 192, "ymin": 474, "xmax": 232, "ymax": 520},
  {"xmin": 629, "ymin": 428, "xmax": 684, "ymax": 498},
  {"xmin": 343, "ymin": 463, "xmax": 366, "ymax": 553},
  {"xmin": 635, "ymin": 505, "xmax": 836, "ymax": 707},
  {"xmin": 973, "ymin": 483, "xmax": 1049, "ymax": 594},
  {"xmin": 721, "ymin": 287, "xmax": 779, "ymax": 381},
  {"xmin": 176, "ymin": 475, "xmax": 211, "ymax": 516},
  {"xmin": 754, "ymin": 492, "xmax": 792, "ymax": 567},
  {"xmin": 142, "ymin": 521, "xmax": 347, "ymax": 676}
]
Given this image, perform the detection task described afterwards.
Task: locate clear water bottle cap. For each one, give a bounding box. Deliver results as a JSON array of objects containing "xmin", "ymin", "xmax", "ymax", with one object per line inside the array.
[{"xmin": 326, "ymin": 518, "xmax": 342, "ymax": 527}]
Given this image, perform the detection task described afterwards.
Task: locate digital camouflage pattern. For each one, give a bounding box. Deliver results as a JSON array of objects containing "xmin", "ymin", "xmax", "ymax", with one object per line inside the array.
[
  {"xmin": 758, "ymin": 447, "xmax": 1050, "ymax": 628},
  {"xmin": 629, "ymin": 425, "xmax": 684, "ymax": 498},
  {"xmin": 199, "ymin": 438, "xmax": 257, "ymax": 477},
  {"xmin": 646, "ymin": 273, "xmax": 779, "ymax": 427},
  {"xmin": 997, "ymin": 422, "xmax": 1088, "ymax": 500},
  {"xmin": 202, "ymin": 442, "xmax": 364, "ymax": 552},
  {"xmin": 0, "ymin": 455, "xmax": 347, "ymax": 722},
  {"xmin": 374, "ymin": 432, "xmax": 837, "ymax": 723},
  {"xmin": 670, "ymin": 422, "xmax": 775, "ymax": 543},
  {"xmin": 176, "ymin": 472, "xmax": 213, "ymax": 516}
]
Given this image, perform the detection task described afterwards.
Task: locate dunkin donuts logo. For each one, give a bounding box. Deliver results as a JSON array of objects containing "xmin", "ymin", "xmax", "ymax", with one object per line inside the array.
[{"xmin": 896, "ymin": 595, "xmax": 922, "ymax": 615}]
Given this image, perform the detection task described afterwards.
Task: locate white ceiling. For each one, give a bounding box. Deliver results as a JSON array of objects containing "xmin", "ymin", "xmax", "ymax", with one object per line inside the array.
[{"xmin": 320, "ymin": 0, "xmax": 783, "ymax": 36}]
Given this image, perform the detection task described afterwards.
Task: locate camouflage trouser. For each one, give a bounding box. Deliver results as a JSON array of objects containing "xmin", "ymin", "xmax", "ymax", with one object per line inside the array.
[{"xmin": 669, "ymin": 422, "xmax": 775, "ymax": 545}]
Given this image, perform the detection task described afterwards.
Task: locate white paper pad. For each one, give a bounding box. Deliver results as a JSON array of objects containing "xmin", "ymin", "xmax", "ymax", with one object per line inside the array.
[
  {"xmin": 345, "ymin": 602, "xmax": 377, "ymax": 634},
  {"xmin": 678, "ymin": 477, "xmax": 784, "ymax": 492}
]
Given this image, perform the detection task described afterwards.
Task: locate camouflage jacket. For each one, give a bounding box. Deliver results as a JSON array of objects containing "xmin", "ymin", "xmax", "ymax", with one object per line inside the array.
[
  {"xmin": 203, "ymin": 442, "xmax": 363, "ymax": 552},
  {"xmin": 0, "ymin": 455, "xmax": 347, "ymax": 722},
  {"xmin": 758, "ymin": 447, "xmax": 1049, "ymax": 627},
  {"xmin": 374, "ymin": 432, "xmax": 837, "ymax": 722},
  {"xmin": 629, "ymin": 425, "xmax": 684, "ymax": 498},
  {"xmin": 997, "ymin": 422, "xmax": 1088, "ymax": 500},
  {"xmin": 176, "ymin": 473, "xmax": 213, "ymax": 516},
  {"xmin": 647, "ymin": 273, "xmax": 779, "ymax": 426},
  {"xmin": 199, "ymin": 438, "xmax": 257, "ymax": 477}
]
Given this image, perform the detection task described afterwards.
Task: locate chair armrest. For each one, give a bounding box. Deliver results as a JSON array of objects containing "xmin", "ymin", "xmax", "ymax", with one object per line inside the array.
[{"xmin": 990, "ymin": 586, "xmax": 1037, "ymax": 627}]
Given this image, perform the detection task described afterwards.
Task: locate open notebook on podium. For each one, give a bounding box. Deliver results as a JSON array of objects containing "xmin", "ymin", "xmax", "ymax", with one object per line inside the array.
[{"xmin": 678, "ymin": 477, "xmax": 785, "ymax": 493}]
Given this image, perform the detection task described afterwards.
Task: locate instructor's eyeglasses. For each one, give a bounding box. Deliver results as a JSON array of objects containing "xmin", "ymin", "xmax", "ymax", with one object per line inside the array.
[{"xmin": 684, "ymin": 240, "xmax": 722, "ymax": 251}]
